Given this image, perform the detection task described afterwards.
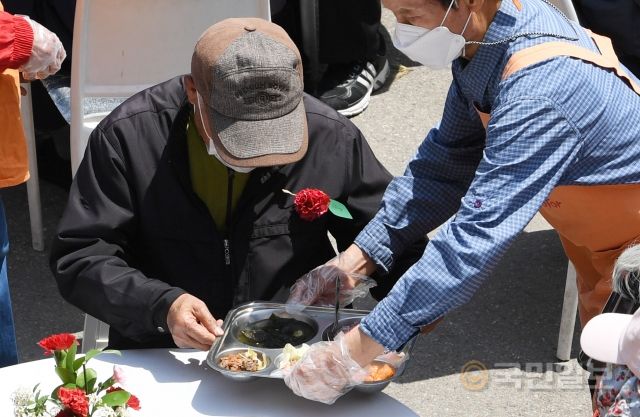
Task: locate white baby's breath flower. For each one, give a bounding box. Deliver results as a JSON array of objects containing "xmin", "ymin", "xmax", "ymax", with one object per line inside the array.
[
  {"xmin": 46, "ymin": 403, "xmax": 63, "ymax": 416},
  {"xmin": 87, "ymin": 392, "xmax": 100, "ymax": 408},
  {"xmin": 10, "ymin": 387, "xmax": 33, "ymax": 407},
  {"xmin": 116, "ymin": 404, "xmax": 140, "ymax": 417},
  {"xmin": 92, "ymin": 406, "xmax": 118, "ymax": 417},
  {"xmin": 12, "ymin": 406, "xmax": 33, "ymax": 417},
  {"xmin": 116, "ymin": 406, "xmax": 130, "ymax": 417},
  {"xmin": 11, "ymin": 386, "xmax": 37, "ymax": 417},
  {"xmin": 12, "ymin": 405, "xmax": 37, "ymax": 417}
]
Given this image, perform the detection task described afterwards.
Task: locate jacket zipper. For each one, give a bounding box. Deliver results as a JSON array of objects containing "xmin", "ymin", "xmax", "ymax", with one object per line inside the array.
[
  {"xmin": 224, "ymin": 169, "xmax": 234, "ymax": 267},
  {"xmin": 225, "ymin": 168, "xmax": 243, "ymax": 306}
]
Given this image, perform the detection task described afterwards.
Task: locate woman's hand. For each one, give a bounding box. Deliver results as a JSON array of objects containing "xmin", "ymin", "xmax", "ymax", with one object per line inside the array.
[{"xmin": 18, "ymin": 16, "xmax": 66, "ymax": 80}]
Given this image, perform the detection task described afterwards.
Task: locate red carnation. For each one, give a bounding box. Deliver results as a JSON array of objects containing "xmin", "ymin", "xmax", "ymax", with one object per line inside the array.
[
  {"xmin": 57, "ymin": 387, "xmax": 89, "ymax": 417},
  {"xmin": 127, "ymin": 393, "xmax": 141, "ymax": 410},
  {"xmin": 293, "ymin": 188, "xmax": 330, "ymax": 221},
  {"xmin": 107, "ymin": 386, "xmax": 141, "ymax": 410},
  {"xmin": 38, "ymin": 333, "xmax": 77, "ymax": 355}
]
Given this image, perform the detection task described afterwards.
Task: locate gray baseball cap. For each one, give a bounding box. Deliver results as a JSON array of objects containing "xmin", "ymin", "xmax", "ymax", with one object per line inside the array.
[{"xmin": 191, "ymin": 18, "xmax": 308, "ymax": 167}]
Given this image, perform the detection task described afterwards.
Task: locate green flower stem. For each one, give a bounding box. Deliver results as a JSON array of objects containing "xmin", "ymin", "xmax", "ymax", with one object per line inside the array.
[
  {"xmin": 54, "ymin": 350, "xmax": 64, "ymax": 368},
  {"xmin": 83, "ymin": 363, "xmax": 88, "ymax": 394}
]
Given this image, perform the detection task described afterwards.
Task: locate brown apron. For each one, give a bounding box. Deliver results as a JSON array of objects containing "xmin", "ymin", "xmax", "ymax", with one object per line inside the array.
[
  {"xmin": 476, "ymin": 29, "xmax": 640, "ymax": 325},
  {"xmin": 0, "ymin": 0, "xmax": 30, "ymax": 188}
]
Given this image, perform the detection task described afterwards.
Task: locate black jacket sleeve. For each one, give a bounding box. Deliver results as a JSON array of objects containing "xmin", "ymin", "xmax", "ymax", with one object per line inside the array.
[
  {"xmin": 50, "ymin": 127, "xmax": 185, "ymax": 341},
  {"xmin": 327, "ymin": 123, "xmax": 427, "ymax": 300}
]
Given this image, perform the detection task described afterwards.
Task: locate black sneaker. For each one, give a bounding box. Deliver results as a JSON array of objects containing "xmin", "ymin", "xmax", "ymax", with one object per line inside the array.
[{"xmin": 317, "ymin": 53, "xmax": 390, "ymax": 117}]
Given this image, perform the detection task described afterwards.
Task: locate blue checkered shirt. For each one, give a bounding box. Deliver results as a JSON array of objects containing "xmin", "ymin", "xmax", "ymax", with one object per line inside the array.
[{"xmin": 356, "ymin": 0, "xmax": 640, "ymax": 351}]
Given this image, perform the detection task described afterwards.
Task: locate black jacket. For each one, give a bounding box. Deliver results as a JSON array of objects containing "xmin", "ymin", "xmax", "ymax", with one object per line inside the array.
[{"xmin": 50, "ymin": 76, "xmax": 425, "ymax": 349}]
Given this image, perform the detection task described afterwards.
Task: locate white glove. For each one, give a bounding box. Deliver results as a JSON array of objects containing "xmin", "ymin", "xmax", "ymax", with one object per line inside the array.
[
  {"xmin": 283, "ymin": 333, "xmax": 366, "ymax": 404},
  {"xmin": 18, "ymin": 16, "xmax": 66, "ymax": 80}
]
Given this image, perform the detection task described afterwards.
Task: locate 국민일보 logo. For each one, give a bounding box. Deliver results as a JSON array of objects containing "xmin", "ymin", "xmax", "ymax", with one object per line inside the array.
[{"xmin": 460, "ymin": 360, "xmax": 489, "ymax": 391}]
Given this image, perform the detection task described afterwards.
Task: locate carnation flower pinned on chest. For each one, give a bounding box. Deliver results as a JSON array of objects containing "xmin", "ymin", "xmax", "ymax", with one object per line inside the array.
[
  {"xmin": 282, "ymin": 188, "xmax": 353, "ymax": 221},
  {"xmin": 11, "ymin": 333, "xmax": 141, "ymax": 417}
]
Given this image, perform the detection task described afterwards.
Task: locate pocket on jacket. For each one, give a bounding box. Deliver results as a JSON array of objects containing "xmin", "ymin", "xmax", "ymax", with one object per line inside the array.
[
  {"xmin": 250, "ymin": 218, "xmax": 327, "ymax": 239},
  {"xmin": 251, "ymin": 223, "xmax": 290, "ymax": 239}
]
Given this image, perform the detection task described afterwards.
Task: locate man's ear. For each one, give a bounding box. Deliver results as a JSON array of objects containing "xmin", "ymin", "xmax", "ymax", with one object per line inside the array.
[{"xmin": 184, "ymin": 75, "xmax": 197, "ymax": 105}]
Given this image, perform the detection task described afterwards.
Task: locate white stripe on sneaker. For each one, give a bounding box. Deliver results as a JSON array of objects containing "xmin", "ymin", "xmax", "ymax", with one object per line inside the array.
[
  {"xmin": 366, "ymin": 62, "xmax": 377, "ymax": 77},
  {"xmin": 356, "ymin": 75, "xmax": 372, "ymax": 89}
]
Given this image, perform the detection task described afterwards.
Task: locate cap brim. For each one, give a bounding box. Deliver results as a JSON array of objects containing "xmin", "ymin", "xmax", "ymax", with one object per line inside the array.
[
  {"xmin": 203, "ymin": 99, "xmax": 308, "ymax": 168},
  {"xmin": 580, "ymin": 313, "xmax": 632, "ymax": 364}
]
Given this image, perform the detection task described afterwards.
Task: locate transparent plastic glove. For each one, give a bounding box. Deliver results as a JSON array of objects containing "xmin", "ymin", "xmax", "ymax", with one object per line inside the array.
[
  {"xmin": 374, "ymin": 351, "xmax": 408, "ymax": 368},
  {"xmin": 283, "ymin": 333, "xmax": 366, "ymax": 404},
  {"xmin": 18, "ymin": 16, "xmax": 66, "ymax": 80},
  {"xmin": 286, "ymin": 255, "xmax": 377, "ymax": 308}
]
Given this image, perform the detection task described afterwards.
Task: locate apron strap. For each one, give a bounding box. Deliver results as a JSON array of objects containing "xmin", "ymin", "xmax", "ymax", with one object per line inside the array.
[
  {"xmin": 0, "ymin": 2, "xmax": 30, "ymax": 187},
  {"xmin": 502, "ymin": 30, "xmax": 640, "ymax": 93},
  {"xmin": 512, "ymin": 0, "xmax": 523, "ymax": 11},
  {"xmin": 475, "ymin": 29, "xmax": 640, "ymax": 129},
  {"xmin": 472, "ymin": 23, "xmax": 640, "ymax": 325}
]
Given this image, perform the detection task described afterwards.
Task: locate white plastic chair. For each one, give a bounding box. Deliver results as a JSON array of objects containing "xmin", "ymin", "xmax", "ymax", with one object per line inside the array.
[
  {"xmin": 550, "ymin": 0, "xmax": 580, "ymax": 21},
  {"xmin": 70, "ymin": 0, "xmax": 272, "ymax": 174},
  {"xmin": 82, "ymin": 314, "xmax": 110, "ymax": 352},
  {"xmin": 19, "ymin": 83, "xmax": 45, "ymax": 252},
  {"xmin": 73, "ymin": 0, "xmax": 271, "ymax": 352},
  {"xmin": 557, "ymin": 261, "xmax": 578, "ymax": 360},
  {"xmin": 547, "ymin": 0, "xmax": 581, "ymax": 361}
]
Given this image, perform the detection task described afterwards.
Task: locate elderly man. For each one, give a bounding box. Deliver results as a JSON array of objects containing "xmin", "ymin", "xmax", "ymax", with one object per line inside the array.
[
  {"xmin": 50, "ymin": 18, "xmax": 424, "ymax": 351},
  {"xmin": 283, "ymin": 0, "xmax": 640, "ymax": 404},
  {"xmin": 1, "ymin": 3, "xmax": 65, "ymax": 366}
]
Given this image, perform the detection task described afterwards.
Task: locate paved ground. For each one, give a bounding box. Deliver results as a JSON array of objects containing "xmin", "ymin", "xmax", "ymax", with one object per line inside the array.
[{"xmin": 0, "ymin": 8, "xmax": 592, "ymax": 416}]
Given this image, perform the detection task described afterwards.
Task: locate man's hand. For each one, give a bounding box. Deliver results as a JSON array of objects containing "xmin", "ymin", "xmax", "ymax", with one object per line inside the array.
[
  {"xmin": 342, "ymin": 325, "xmax": 386, "ymax": 367},
  {"xmin": 287, "ymin": 245, "xmax": 378, "ymax": 307},
  {"xmin": 166, "ymin": 294, "xmax": 224, "ymax": 350},
  {"xmin": 18, "ymin": 16, "xmax": 66, "ymax": 80},
  {"xmin": 287, "ymin": 264, "xmax": 364, "ymax": 307}
]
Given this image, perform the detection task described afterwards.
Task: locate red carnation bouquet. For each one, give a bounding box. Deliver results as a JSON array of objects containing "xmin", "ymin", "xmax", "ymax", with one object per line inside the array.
[
  {"xmin": 11, "ymin": 333, "xmax": 141, "ymax": 417},
  {"xmin": 283, "ymin": 188, "xmax": 353, "ymax": 221}
]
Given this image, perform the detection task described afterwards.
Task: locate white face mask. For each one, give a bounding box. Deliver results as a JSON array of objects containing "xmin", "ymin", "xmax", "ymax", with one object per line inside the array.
[
  {"xmin": 392, "ymin": 0, "xmax": 472, "ymax": 70},
  {"xmin": 195, "ymin": 92, "xmax": 255, "ymax": 173}
]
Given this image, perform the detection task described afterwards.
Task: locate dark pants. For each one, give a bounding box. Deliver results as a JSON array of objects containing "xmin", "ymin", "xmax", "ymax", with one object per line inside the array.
[
  {"xmin": 0, "ymin": 198, "xmax": 18, "ymax": 367},
  {"xmin": 270, "ymin": 0, "xmax": 382, "ymax": 65},
  {"xmin": 574, "ymin": 0, "xmax": 640, "ymax": 78}
]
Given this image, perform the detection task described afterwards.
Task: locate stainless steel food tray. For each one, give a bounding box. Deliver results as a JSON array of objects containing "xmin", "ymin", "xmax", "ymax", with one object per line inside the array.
[{"xmin": 206, "ymin": 301, "xmax": 415, "ymax": 392}]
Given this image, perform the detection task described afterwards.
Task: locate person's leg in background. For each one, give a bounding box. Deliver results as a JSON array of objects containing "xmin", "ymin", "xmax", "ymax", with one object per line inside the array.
[
  {"xmin": 0, "ymin": 198, "xmax": 19, "ymax": 367},
  {"xmin": 270, "ymin": 2, "xmax": 307, "ymax": 83},
  {"xmin": 572, "ymin": 0, "xmax": 640, "ymax": 78},
  {"xmin": 316, "ymin": 0, "xmax": 389, "ymax": 117},
  {"xmin": 270, "ymin": 0, "xmax": 390, "ymax": 117}
]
